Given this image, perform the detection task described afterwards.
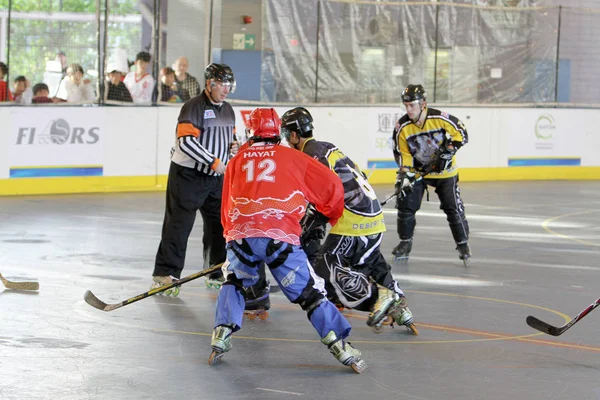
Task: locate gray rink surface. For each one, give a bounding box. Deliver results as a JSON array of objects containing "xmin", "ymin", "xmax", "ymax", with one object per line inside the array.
[{"xmin": 1, "ymin": 180, "xmax": 600, "ymax": 400}]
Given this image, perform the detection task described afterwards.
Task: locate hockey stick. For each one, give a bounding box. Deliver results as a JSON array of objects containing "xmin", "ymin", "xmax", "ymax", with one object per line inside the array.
[
  {"xmin": 366, "ymin": 164, "xmax": 376, "ymax": 180},
  {"xmin": 84, "ymin": 263, "xmax": 224, "ymax": 312},
  {"xmin": 0, "ymin": 273, "xmax": 39, "ymax": 291},
  {"xmin": 526, "ymin": 297, "xmax": 600, "ymax": 336},
  {"xmin": 380, "ymin": 166, "xmax": 435, "ymax": 206}
]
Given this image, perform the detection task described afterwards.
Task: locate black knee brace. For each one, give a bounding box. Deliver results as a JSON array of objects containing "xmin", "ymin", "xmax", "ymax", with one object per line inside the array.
[
  {"xmin": 397, "ymin": 210, "xmax": 416, "ymax": 239},
  {"xmin": 293, "ymin": 287, "xmax": 326, "ymax": 319},
  {"xmin": 222, "ymin": 279, "xmax": 245, "ymax": 292}
]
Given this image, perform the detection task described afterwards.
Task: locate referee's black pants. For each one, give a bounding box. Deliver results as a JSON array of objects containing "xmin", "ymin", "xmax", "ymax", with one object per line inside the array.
[{"xmin": 153, "ymin": 162, "xmax": 226, "ymax": 279}]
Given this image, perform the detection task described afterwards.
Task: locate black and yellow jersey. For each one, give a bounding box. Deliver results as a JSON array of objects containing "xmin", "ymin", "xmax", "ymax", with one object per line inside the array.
[
  {"xmin": 392, "ymin": 107, "xmax": 468, "ymax": 179},
  {"xmin": 301, "ymin": 138, "xmax": 385, "ymax": 236}
]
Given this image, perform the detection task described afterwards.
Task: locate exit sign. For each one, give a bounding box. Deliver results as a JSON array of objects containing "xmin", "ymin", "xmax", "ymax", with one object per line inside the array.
[{"xmin": 233, "ymin": 33, "xmax": 256, "ymax": 50}]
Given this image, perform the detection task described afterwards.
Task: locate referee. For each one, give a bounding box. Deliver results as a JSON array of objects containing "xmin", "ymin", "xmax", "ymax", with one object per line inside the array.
[{"xmin": 151, "ymin": 63, "xmax": 238, "ymax": 294}]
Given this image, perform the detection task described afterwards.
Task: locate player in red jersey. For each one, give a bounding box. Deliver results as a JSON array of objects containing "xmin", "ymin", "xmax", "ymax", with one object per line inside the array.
[{"xmin": 208, "ymin": 108, "xmax": 366, "ymax": 373}]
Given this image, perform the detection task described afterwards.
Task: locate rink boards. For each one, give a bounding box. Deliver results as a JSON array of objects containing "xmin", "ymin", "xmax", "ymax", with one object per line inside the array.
[{"xmin": 1, "ymin": 104, "xmax": 600, "ymax": 195}]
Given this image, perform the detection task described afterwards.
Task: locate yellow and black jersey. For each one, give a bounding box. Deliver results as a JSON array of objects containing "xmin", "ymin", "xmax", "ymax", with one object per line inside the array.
[
  {"xmin": 392, "ymin": 107, "xmax": 468, "ymax": 179},
  {"xmin": 301, "ymin": 138, "xmax": 385, "ymax": 236}
]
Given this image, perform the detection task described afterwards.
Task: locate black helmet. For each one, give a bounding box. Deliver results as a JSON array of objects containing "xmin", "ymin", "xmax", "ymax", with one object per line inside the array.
[
  {"xmin": 401, "ymin": 84, "xmax": 426, "ymax": 103},
  {"xmin": 204, "ymin": 63, "xmax": 236, "ymax": 93},
  {"xmin": 281, "ymin": 107, "xmax": 314, "ymax": 140}
]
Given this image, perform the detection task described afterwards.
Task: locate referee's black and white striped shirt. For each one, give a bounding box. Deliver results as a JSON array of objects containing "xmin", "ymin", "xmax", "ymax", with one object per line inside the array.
[{"xmin": 170, "ymin": 91, "xmax": 236, "ymax": 176}]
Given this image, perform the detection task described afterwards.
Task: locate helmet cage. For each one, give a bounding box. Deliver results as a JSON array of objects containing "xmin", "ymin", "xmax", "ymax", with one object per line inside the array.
[
  {"xmin": 209, "ymin": 79, "xmax": 236, "ymax": 94},
  {"xmin": 205, "ymin": 63, "xmax": 236, "ymax": 93}
]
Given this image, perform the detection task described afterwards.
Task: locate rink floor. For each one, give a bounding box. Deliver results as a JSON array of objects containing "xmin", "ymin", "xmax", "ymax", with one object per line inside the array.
[{"xmin": 1, "ymin": 180, "xmax": 600, "ymax": 400}]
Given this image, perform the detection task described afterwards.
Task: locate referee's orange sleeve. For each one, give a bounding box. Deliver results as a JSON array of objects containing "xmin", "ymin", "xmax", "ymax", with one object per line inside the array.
[{"xmin": 177, "ymin": 122, "xmax": 200, "ymax": 138}]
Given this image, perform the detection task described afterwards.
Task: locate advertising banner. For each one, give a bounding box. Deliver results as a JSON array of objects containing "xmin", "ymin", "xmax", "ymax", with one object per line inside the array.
[
  {"xmin": 367, "ymin": 108, "xmax": 404, "ymax": 170},
  {"xmin": 8, "ymin": 107, "xmax": 105, "ymax": 178},
  {"xmin": 506, "ymin": 110, "xmax": 581, "ymax": 166}
]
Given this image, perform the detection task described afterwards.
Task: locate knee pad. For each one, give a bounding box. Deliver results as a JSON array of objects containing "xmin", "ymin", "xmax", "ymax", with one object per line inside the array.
[
  {"xmin": 397, "ymin": 211, "xmax": 416, "ymax": 238},
  {"xmin": 245, "ymin": 280, "xmax": 269, "ymax": 301},
  {"xmin": 222, "ymin": 280, "xmax": 245, "ymax": 293},
  {"xmin": 293, "ymin": 287, "xmax": 326, "ymax": 318}
]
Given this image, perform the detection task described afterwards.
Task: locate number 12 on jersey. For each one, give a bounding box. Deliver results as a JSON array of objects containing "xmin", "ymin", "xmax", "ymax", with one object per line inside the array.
[{"xmin": 242, "ymin": 158, "xmax": 276, "ymax": 182}]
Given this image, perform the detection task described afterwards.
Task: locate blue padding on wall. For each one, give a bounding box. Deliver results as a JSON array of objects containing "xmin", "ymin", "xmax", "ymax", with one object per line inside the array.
[
  {"xmin": 212, "ymin": 49, "xmax": 271, "ymax": 101},
  {"xmin": 367, "ymin": 160, "xmax": 397, "ymax": 169},
  {"xmin": 508, "ymin": 158, "xmax": 580, "ymax": 167},
  {"xmin": 10, "ymin": 166, "xmax": 104, "ymax": 178}
]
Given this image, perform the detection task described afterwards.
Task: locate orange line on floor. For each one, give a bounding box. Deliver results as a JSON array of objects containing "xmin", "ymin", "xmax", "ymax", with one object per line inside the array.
[{"xmin": 187, "ymin": 290, "xmax": 600, "ymax": 352}]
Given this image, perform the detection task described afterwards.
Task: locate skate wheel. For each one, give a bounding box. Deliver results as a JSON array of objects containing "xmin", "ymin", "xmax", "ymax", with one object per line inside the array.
[
  {"xmin": 383, "ymin": 316, "xmax": 393, "ymax": 325},
  {"xmin": 205, "ymin": 281, "xmax": 212, "ymax": 288},
  {"xmin": 258, "ymin": 311, "xmax": 269, "ymax": 320},
  {"xmin": 394, "ymin": 257, "xmax": 408, "ymax": 265},
  {"xmin": 208, "ymin": 350, "xmax": 224, "ymax": 366},
  {"xmin": 371, "ymin": 324, "xmax": 385, "ymax": 334},
  {"xmin": 351, "ymin": 359, "xmax": 367, "ymax": 374},
  {"xmin": 408, "ymin": 323, "xmax": 419, "ymax": 336},
  {"xmin": 246, "ymin": 312, "xmax": 257, "ymax": 320},
  {"xmin": 170, "ymin": 286, "xmax": 180, "ymax": 297},
  {"xmin": 214, "ymin": 283, "xmax": 222, "ymax": 290}
]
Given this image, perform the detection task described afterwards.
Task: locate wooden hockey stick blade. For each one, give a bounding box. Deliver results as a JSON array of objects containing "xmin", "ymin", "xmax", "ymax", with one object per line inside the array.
[
  {"xmin": 83, "ymin": 263, "xmax": 224, "ymax": 312},
  {"xmin": 0, "ymin": 273, "xmax": 40, "ymax": 291},
  {"xmin": 84, "ymin": 290, "xmax": 111, "ymax": 311}
]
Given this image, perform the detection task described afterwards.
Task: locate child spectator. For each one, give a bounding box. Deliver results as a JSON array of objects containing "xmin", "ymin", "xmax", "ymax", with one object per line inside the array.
[
  {"xmin": 123, "ymin": 51, "xmax": 155, "ymax": 103},
  {"xmin": 56, "ymin": 63, "xmax": 95, "ymax": 103},
  {"xmin": 13, "ymin": 76, "xmax": 33, "ymax": 104},
  {"xmin": 153, "ymin": 66, "xmax": 190, "ymax": 103},
  {"xmin": 106, "ymin": 69, "xmax": 133, "ymax": 102},
  {"xmin": 32, "ymin": 83, "xmax": 54, "ymax": 104}
]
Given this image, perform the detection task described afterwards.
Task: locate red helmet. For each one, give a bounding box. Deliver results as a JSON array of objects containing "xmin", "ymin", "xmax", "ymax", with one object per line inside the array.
[{"xmin": 247, "ymin": 108, "xmax": 281, "ymax": 141}]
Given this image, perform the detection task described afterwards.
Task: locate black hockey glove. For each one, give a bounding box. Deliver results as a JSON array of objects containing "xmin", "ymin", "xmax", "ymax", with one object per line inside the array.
[
  {"xmin": 433, "ymin": 145, "xmax": 456, "ymax": 172},
  {"xmin": 395, "ymin": 170, "xmax": 416, "ymax": 198},
  {"xmin": 300, "ymin": 205, "xmax": 328, "ymax": 244}
]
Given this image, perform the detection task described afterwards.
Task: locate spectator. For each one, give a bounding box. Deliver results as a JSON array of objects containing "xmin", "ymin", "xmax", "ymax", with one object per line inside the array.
[
  {"xmin": 173, "ymin": 56, "xmax": 201, "ymax": 98},
  {"xmin": 13, "ymin": 76, "xmax": 33, "ymax": 105},
  {"xmin": 32, "ymin": 83, "xmax": 54, "ymax": 104},
  {"xmin": 56, "ymin": 63, "xmax": 95, "ymax": 103},
  {"xmin": 56, "ymin": 51, "xmax": 68, "ymax": 78},
  {"xmin": 153, "ymin": 66, "xmax": 189, "ymax": 103},
  {"xmin": 123, "ymin": 51, "xmax": 155, "ymax": 104},
  {"xmin": 106, "ymin": 70, "xmax": 133, "ymax": 102},
  {"xmin": 0, "ymin": 62, "xmax": 14, "ymax": 102}
]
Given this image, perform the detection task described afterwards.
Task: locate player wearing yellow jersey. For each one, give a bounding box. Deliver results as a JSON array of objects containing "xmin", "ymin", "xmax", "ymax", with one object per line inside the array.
[
  {"xmin": 392, "ymin": 84, "xmax": 471, "ymax": 266},
  {"xmin": 281, "ymin": 107, "xmax": 418, "ymax": 335}
]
